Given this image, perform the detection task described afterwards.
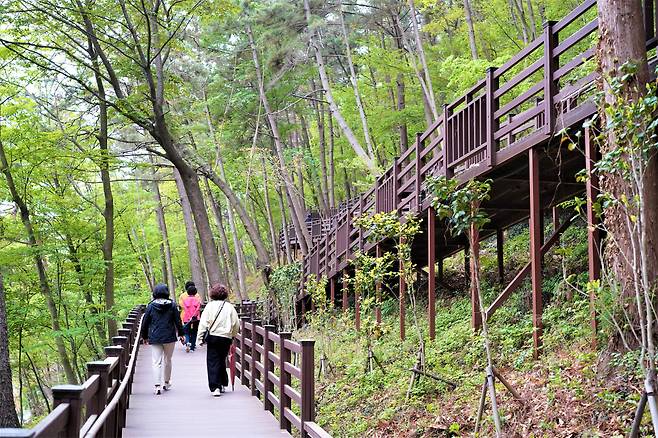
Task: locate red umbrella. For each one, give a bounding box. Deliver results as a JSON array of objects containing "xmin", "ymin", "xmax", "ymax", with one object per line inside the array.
[{"xmin": 229, "ymin": 342, "xmax": 236, "ymax": 391}]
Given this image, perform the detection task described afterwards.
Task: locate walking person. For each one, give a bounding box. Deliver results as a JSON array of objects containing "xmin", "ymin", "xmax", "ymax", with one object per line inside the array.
[
  {"xmin": 181, "ymin": 281, "xmax": 201, "ymax": 352},
  {"xmin": 197, "ymin": 284, "xmax": 239, "ymax": 397},
  {"xmin": 141, "ymin": 283, "xmax": 185, "ymax": 395}
]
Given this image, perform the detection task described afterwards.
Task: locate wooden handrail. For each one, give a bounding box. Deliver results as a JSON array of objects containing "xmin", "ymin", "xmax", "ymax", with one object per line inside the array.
[
  {"xmin": 236, "ymin": 317, "xmax": 330, "ymax": 438},
  {"xmin": 0, "ymin": 306, "xmax": 145, "ymax": 438}
]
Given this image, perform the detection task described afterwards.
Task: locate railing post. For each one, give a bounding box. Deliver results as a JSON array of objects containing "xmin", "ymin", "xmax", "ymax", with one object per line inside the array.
[
  {"xmin": 279, "ymin": 332, "xmax": 292, "ymax": 433},
  {"xmin": 392, "ymin": 157, "xmax": 400, "ymax": 210},
  {"xmin": 543, "ymin": 20, "xmax": 558, "ymax": 135},
  {"xmin": 263, "ymin": 325, "xmax": 275, "ymax": 414},
  {"xmin": 240, "ymin": 317, "xmax": 248, "ymax": 386},
  {"xmin": 415, "ymin": 132, "xmax": 422, "ymax": 210},
  {"xmin": 52, "ymin": 385, "xmax": 84, "ymax": 438},
  {"xmin": 118, "ymin": 328, "xmax": 132, "ymax": 346},
  {"xmin": 442, "ymin": 104, "xmax": 453, "ymax": 179},
  {"xmin": 112, "ymin": 336, "xmax": 129, "ymax": 372},
  {"xmin": 300, "ymin": 340, "xmax": 316, "ymax": 438},
  {"xmin": 485, "ymin": 67, "xmax": 499, "ymax": 169},
  {"xmin": 87, "ymin": 360, "xmax": 112, "ymax": 417},
  {"xmin": 105, "ymin": 345, "xmax": 124, "ymax": 378},
  {"xmin": 252, "ymin": 319, "xmax": 262, "ymax": 397}
]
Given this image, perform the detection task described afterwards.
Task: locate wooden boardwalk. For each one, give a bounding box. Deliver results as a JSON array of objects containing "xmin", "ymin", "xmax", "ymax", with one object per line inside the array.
[{"xmin": 123, "ymin": 342, "xmax": 291, "ymax": 438}]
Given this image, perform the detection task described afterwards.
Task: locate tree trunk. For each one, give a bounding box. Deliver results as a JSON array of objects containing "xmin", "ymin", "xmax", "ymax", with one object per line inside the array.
[
  {"xmin": 92, "ymin": 59, "xmax": 117, "ymax": 339},
  {"xmin": 463, "ymin": 0, "xmax": 479, "ymax": 59},
  {"xmin": 173, "ymin": 168, "xmax": 208, "ymax": 301},
  {"xmin": 303, "ymin": 1, "xmax": 379, "ymax": 173},
  {"xmin": 247, "ymin": 24, "xmax": 312, "ymax": 255},
  {"xmin": 261, "ymin": 155, "xmax": 281, "ymax": 265},
  {"xmin": 150, "ymin": 162, "xmax": 176, "ymax": 296},
  {"xmin": 0, "ymin": 140, "xmax": 77, "ymax": 384},
  {"xmin": 0, "ymin": 272, "xmax": 19, "ymax": 427},
  {"xmin": 408, "ymin": 0, "xmax": 440, "ymax": 119},
  {"xmin": 203, "ymin": 96, "xmax": 249, "ymax": 298},
  {"xmin": 277, "ymin": 186, "xmax": 294, "ymax": 264},
  {"xmin": 204, "ymin": 179, "xmax": 244, "ymax": 299},
  {"xmin": 338, "ymin": 0, "xmax": 376, "ymax": 159},
  {"xmin": 597, "ymin": 0, "xmax": 656, "ymax": 339},
  {"xmin": 310, "ymin": 80, "xmax": 331, "ymax": 216},
  {"xmin": 328, "ymin": 113, "xmax": 336, "ymax": 209}
]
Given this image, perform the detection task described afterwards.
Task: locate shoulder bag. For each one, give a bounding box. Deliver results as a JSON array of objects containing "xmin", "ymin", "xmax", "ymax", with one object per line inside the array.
[{"xmin": 201, "ymin": 301, "xmax": 226, "ymax": 344}]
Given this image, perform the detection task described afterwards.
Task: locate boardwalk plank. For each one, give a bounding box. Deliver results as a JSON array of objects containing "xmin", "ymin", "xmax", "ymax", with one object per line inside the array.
[{"xmin": 124, "ymin": 342, "xmax": 290, "ymax": 438}]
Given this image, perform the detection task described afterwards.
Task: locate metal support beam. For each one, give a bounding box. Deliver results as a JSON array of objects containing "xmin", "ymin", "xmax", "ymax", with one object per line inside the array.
[
  {"xmin": 428, "ymin": 208, "xmax": 436, "ymax": 340},
  {"xmin": 496, "ymin": 229, "xmax": 504, "ymax": 284},
  {"xmin": 375, "ymin": 244, "xmax": 382, "ymax": 325},
  {"xmin": 529, "ymin": 147, "xmax": 543, "ymax": 359},
  {"xmin": 330, "ymin": 276, "xmax": 335, "ymax": 308},
  {"xmin": 470, "ymin": 225, "xmax": 482, "ymax": 331},
  {"xmin": 400, "ymin": 237, "xmax": 406, "ymax": 340},
  {"xmin": 342, "ymin": 272, "xmax": 348, "ymax": 312},
  {"xmin": 585, "ymin": 127, "xmax": 600, "ymax": 347}
]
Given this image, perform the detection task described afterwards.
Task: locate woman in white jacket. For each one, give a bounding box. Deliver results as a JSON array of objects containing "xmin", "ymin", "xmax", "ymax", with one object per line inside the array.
[{"xmin": 197, "ymin": 284, "xmax": 239, "ymax": 396}]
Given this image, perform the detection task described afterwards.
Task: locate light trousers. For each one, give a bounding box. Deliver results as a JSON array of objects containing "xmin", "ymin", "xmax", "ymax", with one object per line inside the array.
[{"xmin": 151, "ymin": 342, "xmax": 175, "ymax": 386}]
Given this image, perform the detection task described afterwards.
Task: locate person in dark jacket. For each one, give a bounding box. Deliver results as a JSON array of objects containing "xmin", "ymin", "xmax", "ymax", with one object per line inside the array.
[{"xmin": 141, "ymin": 283, "xmax": 184, "ymax": 395}]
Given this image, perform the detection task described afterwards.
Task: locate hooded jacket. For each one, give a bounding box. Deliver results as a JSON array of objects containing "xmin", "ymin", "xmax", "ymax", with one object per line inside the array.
[{"xmin": 141, "ymin": 298, "xmax": 184, "ymax": 345}]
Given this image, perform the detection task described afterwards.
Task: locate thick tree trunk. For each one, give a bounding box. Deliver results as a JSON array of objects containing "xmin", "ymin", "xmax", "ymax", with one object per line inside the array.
[
  {"xmin": 463, "ymin": 0, "xmax": 479, "ymax": 59},
  {"xmin": 0, "ymin": 272, "xmax": 19, "ymax": 427},
  {"xmin": 174, "ymin": 168, "xmax": 208, "ymax": 301},
  {"xmin": 597, "ymin": 0, "xmax": 656, "ymax": 339},
  {"xmin": 0, "ymin": 141, "xmax": 77, "ymax": 384},
  {"xmin": 303, "ymin": 0, "xmax": 378, "ymax": 173},
  {"xmin": 150, "ymin": 164, "xmax": 176, "ymax": 296},
  {"xmin": 247, "ymin": 24, "xmax": 312, "ymax": 255},
  {"xmin": 328, "ymin": 114, "xmax": 336, "ymax": 209}
]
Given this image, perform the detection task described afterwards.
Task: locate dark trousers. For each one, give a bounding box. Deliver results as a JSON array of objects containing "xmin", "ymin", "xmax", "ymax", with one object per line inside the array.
[
  {"xmin": 184, "ymin": 320, "xmax": 199, "ymax": 350},
  {"xmin": 206, "ymin": 335, "xmax": 232, "ymax": 391}
]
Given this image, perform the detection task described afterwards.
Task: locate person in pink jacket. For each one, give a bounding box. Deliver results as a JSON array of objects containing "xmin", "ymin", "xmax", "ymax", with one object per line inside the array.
[{"xmin": 181, "ymin": 281, "xmax": 201, "ymax": 352}]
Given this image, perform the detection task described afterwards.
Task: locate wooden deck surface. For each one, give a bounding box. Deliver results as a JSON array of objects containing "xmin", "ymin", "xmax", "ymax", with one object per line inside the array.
[{"xmin": 123, "ymin": 342, "xmax": 291, "ymax": 438}]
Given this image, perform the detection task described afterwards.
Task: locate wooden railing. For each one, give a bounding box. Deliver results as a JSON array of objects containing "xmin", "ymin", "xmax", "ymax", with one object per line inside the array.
[
  {"xmin": 300, "ymin": 0, "xmax": 658, "ymax": 284},
  {"xmin": 235, "ymin": 317, "xmax": 331, "ymax": 438},
  {"xmin": 0, "ymin": 306, "xmax": 145, "ymax": 438}
]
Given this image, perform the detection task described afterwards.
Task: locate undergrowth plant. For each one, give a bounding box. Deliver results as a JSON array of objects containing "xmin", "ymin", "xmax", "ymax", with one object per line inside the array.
[
  {"xmin": 269, "ymin": 262, "xmax": 302, "ymax": 332},
  {"xmin": 350, "ymin": 250, "xmax": 394, "ymax": 373},
  {"xmin": 305, "ymin": 274, "xmax": 333, "ymax": 376}
]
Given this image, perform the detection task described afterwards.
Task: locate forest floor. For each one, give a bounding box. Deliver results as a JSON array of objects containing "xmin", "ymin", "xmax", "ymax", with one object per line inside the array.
[{"xmin": 296, "ymin": 223, "xmax": 647, "ymax": 437}]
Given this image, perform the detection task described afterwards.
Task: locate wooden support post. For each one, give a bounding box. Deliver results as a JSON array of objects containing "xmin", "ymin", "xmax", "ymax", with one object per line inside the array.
[
  {"xmin": 529, "ymin": 147, "xmax": 543, "ymax": 358},
  {"xmin": 585, "ymin": 127, "xmax": 600, "ymax": 347},
  {"xmin": 428, "ymin": 207, "xmax": 437, "ymax": 340},
  {"xmin": 52, "ymin": 385, "xmax": 84, "ymax": 438},
  {"xmin": 104, "ymin": 346, "xmax": 124, "ymax": 378},
  {"xmin": 300, "ymin": 340, "xmax": 316, "ymax": 438},
  {"xmin": 496, "ymin": 228, "xmax": 505, "ymax": 284},
  {"xmin": 279, "ymin": 332, "xmax": 292, "ymax": 433},
  {"xmin": 470, "ymin": 225, "xmax": 482, "ymax": 331},
  {"xmin": 375, "ymin": 244, "xmax": 382, "ymax": 325},
  {"xmin": 342, "ymin": 272, "xmax": 348, "ymax": 312},
  {"xmin": 263, "ymin": 325, "xmax": 275, "ymax": 413}
]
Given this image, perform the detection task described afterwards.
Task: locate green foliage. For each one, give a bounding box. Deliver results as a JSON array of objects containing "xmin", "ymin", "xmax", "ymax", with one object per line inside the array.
[
  {"xmin": 426, "ymin": 177, "xmax": 492, "ymax": 235},
  {"xmin": 269, "ymin": 263, "xmax": 302, "ymax": 331}
]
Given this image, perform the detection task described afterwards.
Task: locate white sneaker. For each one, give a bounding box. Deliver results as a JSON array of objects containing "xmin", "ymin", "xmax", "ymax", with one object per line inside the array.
[
  {"xmin": 185, "ymin": 343, "xmax": 190, "ymax": 353},
  {"xmin": 154, "ymin": 386, "xmax": 162, "ymax": 395},
  {"xmin": 212, "ymin": 388, "xmax": 221, "ymax": 397},
  {"xmin": 163, "ymin": 381, "xmax": 172, "ymax": 391}
]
